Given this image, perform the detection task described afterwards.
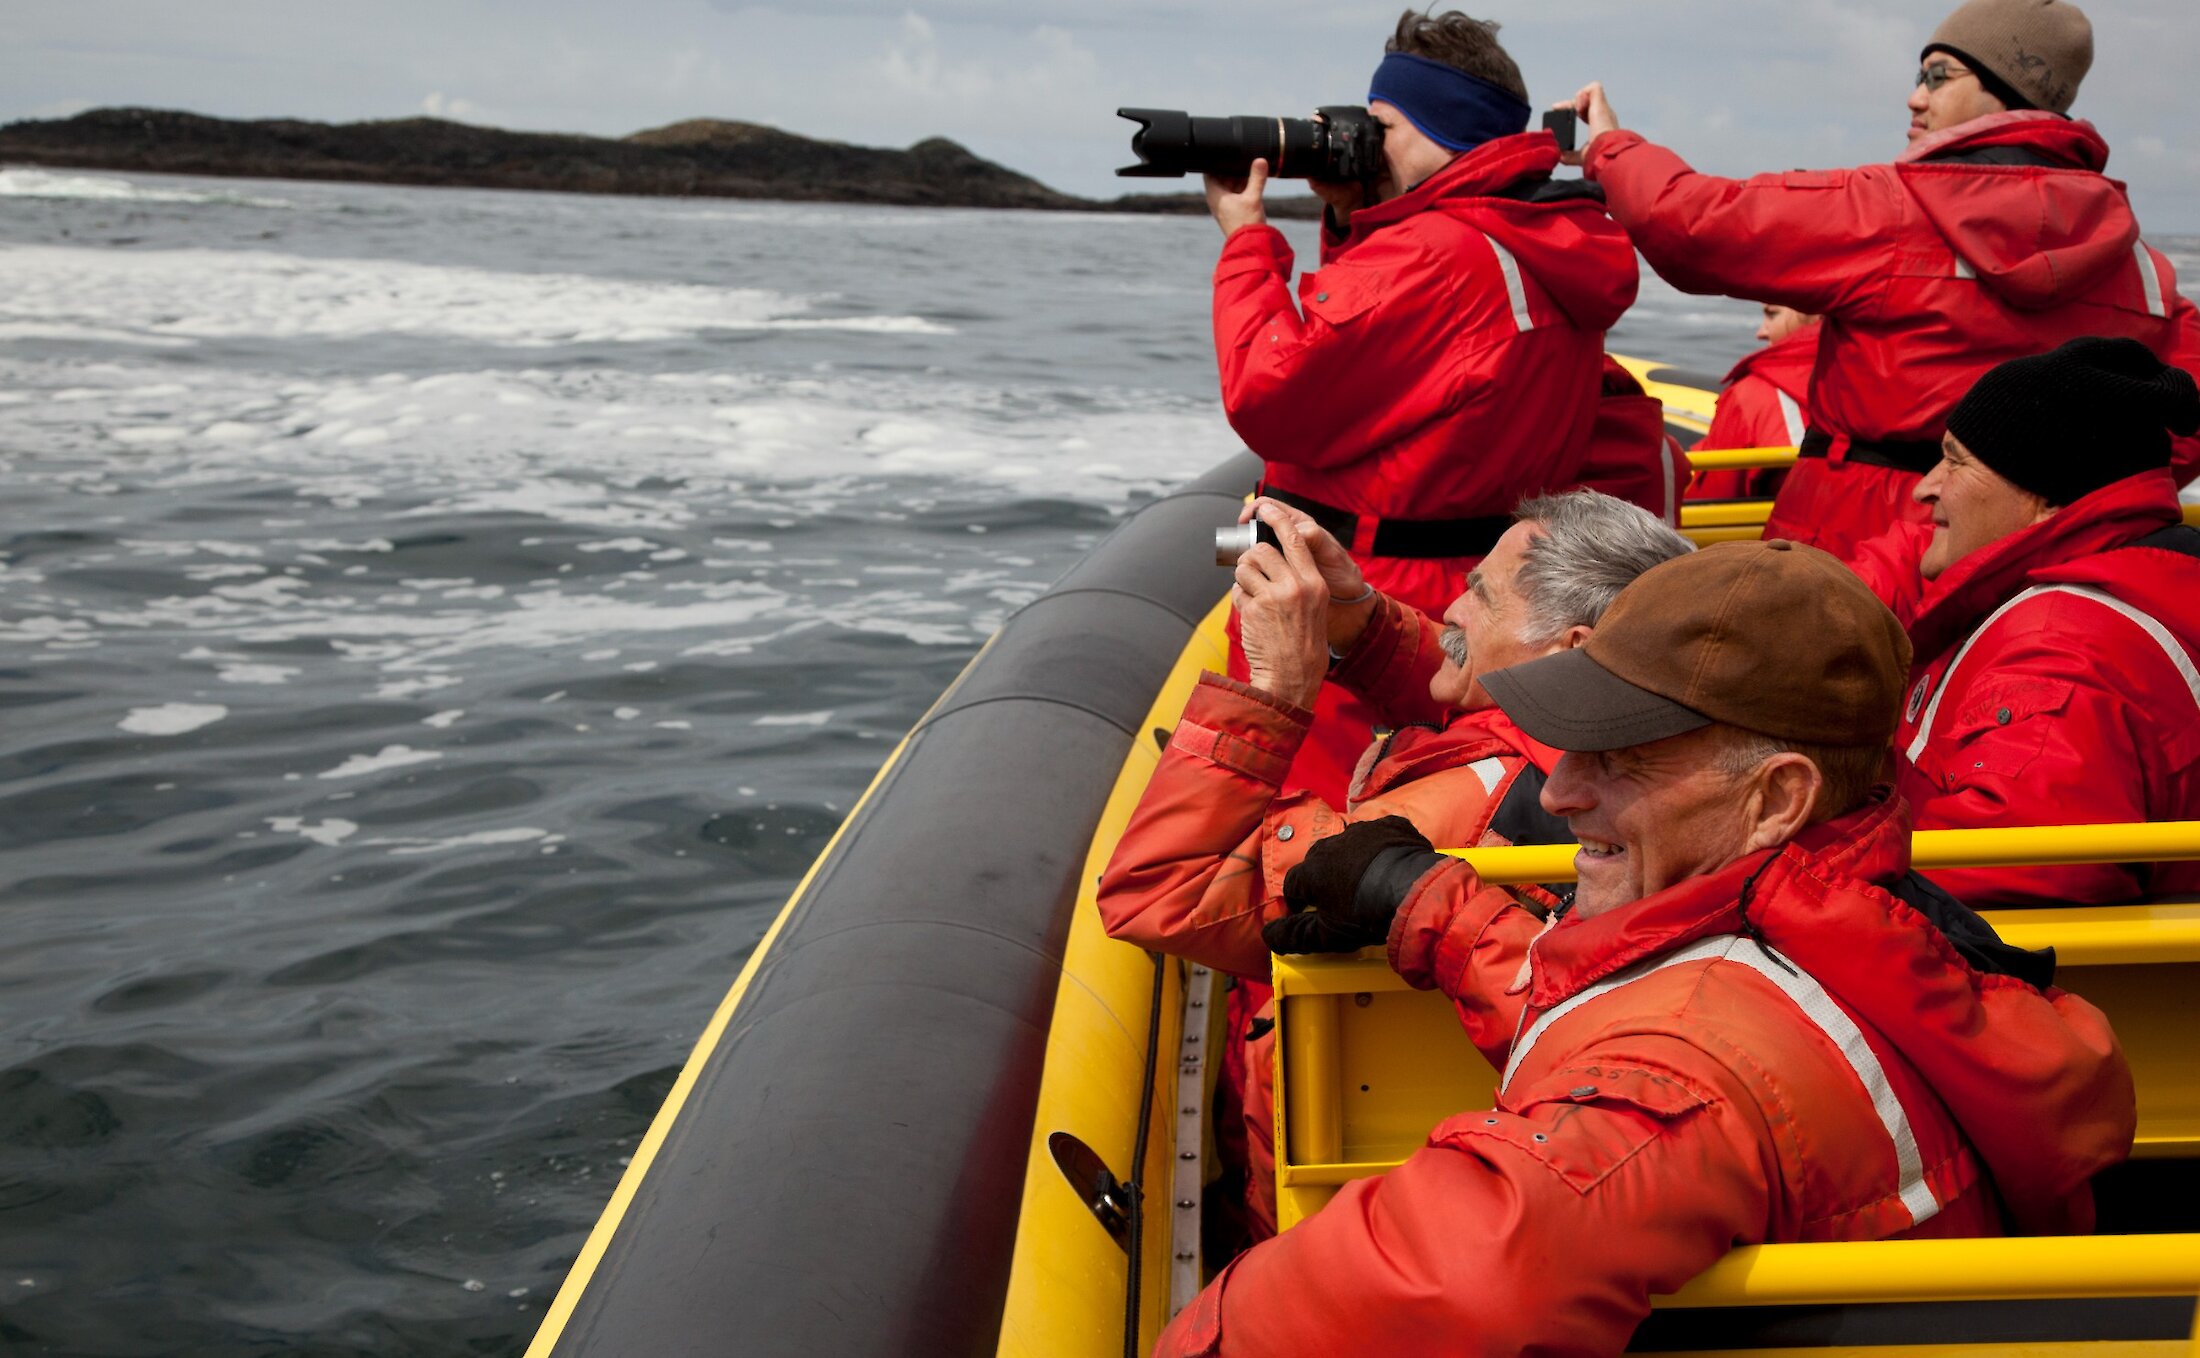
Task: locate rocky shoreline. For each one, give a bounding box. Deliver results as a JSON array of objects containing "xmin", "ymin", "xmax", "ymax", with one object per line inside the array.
[{"xmin": 0, "ymin": 107, "xmax": 1323, "ymax": 218}]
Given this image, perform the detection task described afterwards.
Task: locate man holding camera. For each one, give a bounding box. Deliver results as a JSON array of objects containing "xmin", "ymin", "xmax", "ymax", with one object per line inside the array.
[
  {"xmin": 1154, "ymin": 540, "xmax": 2133, "ymax": 1357},
  {"xmin": 1204, "ymin": 9, "xmax": 1650, "ymax": 799},
  {"xmin": 1558, "ymin": 0, "xmax": 2200, "ymax": 561}
]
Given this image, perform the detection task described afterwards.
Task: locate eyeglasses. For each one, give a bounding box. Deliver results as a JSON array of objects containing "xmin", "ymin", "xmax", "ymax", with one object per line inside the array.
[{"xmin": 1915, "ymin": 60, "xmax": 1978, "ymax": 93}]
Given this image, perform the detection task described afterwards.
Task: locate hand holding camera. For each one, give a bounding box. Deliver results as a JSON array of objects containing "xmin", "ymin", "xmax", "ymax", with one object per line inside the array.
[
  {"xmin": 1224, "ymin": 500, "xmax": 1378, "ymax": 708},
  {"xmin": 1550, "ymin": 82, "xmax": 1621, "ymax": 168}
]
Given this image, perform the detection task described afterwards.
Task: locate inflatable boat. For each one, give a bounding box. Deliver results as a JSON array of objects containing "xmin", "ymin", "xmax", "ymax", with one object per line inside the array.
[{"xmin": 526, "ymin": 362, "xmax": 2200, "ymax": 1357}]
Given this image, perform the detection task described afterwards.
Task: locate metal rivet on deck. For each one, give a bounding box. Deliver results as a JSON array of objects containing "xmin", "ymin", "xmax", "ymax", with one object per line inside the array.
[
  {"xmin": 1353, "ymin": 992, "xmax": 1372, "ymax": 1008},
  {"xmin": 1177, "ymin": 1199, "xmax": 1195, "ymax": 1209},
  {"xmin": 1176, "ymin": 1251, "xmax": 1196, "ymax": 1261},
  {"xmin": 1179, "ymin": 1151, "xmax": 1197, "ymax": 1160}
]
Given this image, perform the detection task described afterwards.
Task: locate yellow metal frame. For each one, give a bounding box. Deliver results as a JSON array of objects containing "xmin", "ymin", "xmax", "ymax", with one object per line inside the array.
[{"xmin": 1272, "ymin": 821, "xmax": 2200, "ymax": 1348}]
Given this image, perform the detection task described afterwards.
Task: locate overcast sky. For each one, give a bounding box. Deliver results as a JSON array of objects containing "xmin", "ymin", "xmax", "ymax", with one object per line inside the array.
[{"xmin": 9, "ymin": 0, "xmax": 2199, "ymax": 231}]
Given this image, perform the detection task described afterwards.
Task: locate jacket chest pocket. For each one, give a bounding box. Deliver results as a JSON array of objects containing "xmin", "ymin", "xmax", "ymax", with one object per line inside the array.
[
  {"xmin": 1917, "ymin": 677, "xmax": 2074, "ymax": 788},
  {"xmin": 1432, "ymin": 1063, "xmax": 1711, "ymax": 1195},
  {"xmin": 1301, "ymin": 269, "xmax": 1379, "ymax": 327}
]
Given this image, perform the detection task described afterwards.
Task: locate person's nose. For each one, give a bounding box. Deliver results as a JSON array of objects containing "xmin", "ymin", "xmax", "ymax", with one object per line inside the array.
[
  {"xmin": 1906, "ymin": 81, "xmax": 1931, "ymax": 116},
  {"xmin": 1542, "ymin": 751, "xmax": 1595, "ymax": 818},
  {"xmin": 1914, "ymin": 461, "xmax": 1946, "ymax": 506}
]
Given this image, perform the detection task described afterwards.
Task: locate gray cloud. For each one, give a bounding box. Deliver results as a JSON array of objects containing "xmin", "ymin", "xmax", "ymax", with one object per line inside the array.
[{"xmin": 5, "ymin": 0, "xmax": 2196, "ymax": 229}]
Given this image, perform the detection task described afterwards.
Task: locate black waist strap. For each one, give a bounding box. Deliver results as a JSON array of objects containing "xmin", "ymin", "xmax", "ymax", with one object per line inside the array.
[
  {"xmin": 1262, "ymin": 486, "xmax": 1510, "ymax": 559},
  {"xmin": 1796, "ymin": 429, "xmax": 1942, "ymax": 476}
]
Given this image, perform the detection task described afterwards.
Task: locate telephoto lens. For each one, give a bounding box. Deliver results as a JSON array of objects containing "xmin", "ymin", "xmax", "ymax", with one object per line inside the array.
[
  {"xmin": 1116, "ymin": 106, "xmax": 1383, "ymax": 182},
  {"xmin": 1214, "ymin": 520, "xmax": 1283, "ymax": 567}
]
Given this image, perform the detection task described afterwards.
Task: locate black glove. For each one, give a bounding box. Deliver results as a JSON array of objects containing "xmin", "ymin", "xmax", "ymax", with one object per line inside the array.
[{"xmin": 1263, "ymin": 815, "xmax": 1445, "ymax": 954}]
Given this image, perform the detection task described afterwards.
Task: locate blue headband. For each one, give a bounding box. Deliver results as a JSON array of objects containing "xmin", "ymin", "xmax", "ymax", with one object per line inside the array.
[{"xmin": 1367, "ymin": 51, "xmax": 1531, "ymax": 152}]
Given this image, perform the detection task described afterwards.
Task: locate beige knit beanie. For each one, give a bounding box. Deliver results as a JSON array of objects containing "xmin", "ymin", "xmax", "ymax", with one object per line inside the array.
[{"xmin": 1925, "ymin": 0, "xmax": 2093, "ymax": 114}]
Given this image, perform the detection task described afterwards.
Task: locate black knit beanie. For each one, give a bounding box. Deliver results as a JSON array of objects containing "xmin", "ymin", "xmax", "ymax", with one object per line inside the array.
[{"xmin": 1946, "ymin": 337, "xmax": 2200, "ymax": 506}]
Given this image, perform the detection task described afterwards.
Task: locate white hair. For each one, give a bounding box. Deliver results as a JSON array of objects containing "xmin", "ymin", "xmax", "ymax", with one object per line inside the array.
[{"xmin": 1511, "ymin": 490, "xmax": 1694, "ymax": 645}]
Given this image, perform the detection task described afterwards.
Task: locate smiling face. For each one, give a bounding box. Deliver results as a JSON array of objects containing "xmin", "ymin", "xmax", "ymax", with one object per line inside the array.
[
  {"xmin": 1368, "ymin": 99, "xmax": 1459, "ymax": 201},
  {"xmin": 1539, "ymin": 727, "xmax": 1771, "ymax": 919},
  {"xmin": 1428, "ymin": 521, "xmax": 1551, "ymax": 710},
  {"xmin": 1907, "ymin": 50, "xmax": 2008, "ymax": 142},
  {"xmin": 1913, "ymin": 431, "xmax": 2057, "ymax": 579}
]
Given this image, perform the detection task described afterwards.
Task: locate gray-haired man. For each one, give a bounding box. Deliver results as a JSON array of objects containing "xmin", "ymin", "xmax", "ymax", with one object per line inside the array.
[{"xmin": 1097, "ymin": 488, "xmax": 1692, "ymax": 1237}]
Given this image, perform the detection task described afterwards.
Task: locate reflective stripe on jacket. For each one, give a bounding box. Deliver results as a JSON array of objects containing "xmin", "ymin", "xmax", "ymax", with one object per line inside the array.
[
  {"xmin": 1853, "ymin": 471, "xmax": 2200, "ymax": 907},
  {"xmin": 1154, "ymin": 795, "xmax": 2133, "ymax": 1357},
  {"xmin": 1586, "ymin": 111, "xmax": 2200, "ymax": 559}
]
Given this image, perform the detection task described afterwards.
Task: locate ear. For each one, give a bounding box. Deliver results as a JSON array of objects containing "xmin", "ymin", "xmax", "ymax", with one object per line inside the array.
[
  {"xmin": 1560, "ymin": 624, "xmax": 1593, "ymax": 651},
  {"xmin": 1741, "ymin": 753, "xmax": 1822, "ymax": 854}
]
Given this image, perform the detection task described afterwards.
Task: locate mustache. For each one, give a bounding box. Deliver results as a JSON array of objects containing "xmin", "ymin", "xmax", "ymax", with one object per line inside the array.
[{"xmin": 1438, "ymin": 625, "xmax": 1469, "ymax": 668}]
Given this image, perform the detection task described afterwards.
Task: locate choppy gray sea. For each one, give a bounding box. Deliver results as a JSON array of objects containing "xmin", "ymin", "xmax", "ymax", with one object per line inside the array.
[{"xmin": 1, "ymin": 164, "xmax": 2191, "ymax": 1356}]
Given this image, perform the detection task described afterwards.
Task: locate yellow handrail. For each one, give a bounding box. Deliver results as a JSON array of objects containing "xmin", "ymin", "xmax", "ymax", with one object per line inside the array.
[
  {"xmin": 1683, "ymin": 444, "xmax": 1800, "ymax": 472},
  {"xmin": 1438, "ymin": 820, "xmax": 2200, "ymax": 884},
  {"xmin": 1657, "ymin": 1234, "xmax": 2200, "ymax": 1307},
  {"xmin": 1678, "ymin": 499, "xmax": 1776, "ymax": 528}
]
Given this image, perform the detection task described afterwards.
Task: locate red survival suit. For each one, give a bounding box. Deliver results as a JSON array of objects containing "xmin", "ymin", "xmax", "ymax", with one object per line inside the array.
[
  {"xmin": 1155, "ymin": 795, "xmax": 2134, "ymax": 1356},
  {"xmin": 1687, "ymin": 321, "xmax": 1820, "ymax": 501},
  {"xmin": 1099, "ymin": 594, "xmax": 1564, "ymax": 1237},
  {"xmin": 1216, "ymin": 129, "xmax": 1644, "ymax": 798},
  {"xmin": 1586, "ymin": 111, "xmax": 2200, "ymax": 560},
  {"xmin": 1850, "ymin": 471, "xmax": 2200, "ymax": 908}
]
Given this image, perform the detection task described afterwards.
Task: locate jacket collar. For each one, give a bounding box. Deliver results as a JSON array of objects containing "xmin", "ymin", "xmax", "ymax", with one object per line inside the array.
[
  {"xmin": 1340, "ymin": 129, "xmax": 1560, "ymax": 241},
  {"xmin": 1896, "ymin": 109, "xmax": 2107, "ymax": 171},
  {"xmin": 1904, "ymin": 471, "xmax": 2181, "ymax": 661},
  {"xmin": 1524, "ymin": 793, "xmax": 1910, "ymax": 1009},
  {"xmin": 1357, "ymin": 703, "xmax": 1561, "ymax": 801},
  {"xmin": 1721, "ymin": 320, "xmax": 1821, "ymax": 389}
]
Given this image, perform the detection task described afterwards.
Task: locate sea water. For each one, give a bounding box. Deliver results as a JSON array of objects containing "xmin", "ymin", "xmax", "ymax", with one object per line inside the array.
[{"xmin": 1, "ymin": 166, "xmax": 2185, "ymax": 1355}]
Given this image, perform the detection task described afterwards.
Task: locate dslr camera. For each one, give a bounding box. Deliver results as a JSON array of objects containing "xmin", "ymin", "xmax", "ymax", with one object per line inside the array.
[{"xmin": 1116, "ymin": 106, "xmax": 1384, "ymax": 182}]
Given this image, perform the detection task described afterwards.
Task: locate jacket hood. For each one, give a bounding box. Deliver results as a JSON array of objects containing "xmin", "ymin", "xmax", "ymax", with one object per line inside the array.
[
  {"xmin": 1352, "ymin": 129, "xmax": 1637, "ymax": 333},
  {"xmin": 1530, "ymin": 794, "xmax": 2133, "ymax": 1233},
  {"xmin": 1895, "ymin": 112, "xmax": 2134, "ymax": 310},
  {"xmin": 2032, "ymin": 493, "xmax": 2200, "ymax": 624},
  {"xmin": 1723, "ymin": 320, "xmax": 1822, "ymax": 395},
  {"xmin": 1905, "ymin": 471, "xmax": 2182, "ymax": 661}
]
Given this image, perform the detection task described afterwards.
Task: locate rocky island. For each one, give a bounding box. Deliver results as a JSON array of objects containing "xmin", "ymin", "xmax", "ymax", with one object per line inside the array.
[{"xmin": 0, "ymin": 106, "xmax": 1321, "ymax": 217}]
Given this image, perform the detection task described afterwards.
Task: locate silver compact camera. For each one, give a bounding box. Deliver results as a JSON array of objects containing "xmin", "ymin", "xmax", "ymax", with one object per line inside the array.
[{"xmin": 1214, "ymin": 519, "xmax": 1283, "ymax": 566}]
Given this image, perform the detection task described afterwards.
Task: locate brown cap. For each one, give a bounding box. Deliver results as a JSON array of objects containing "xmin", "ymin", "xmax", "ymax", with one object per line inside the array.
[
  {"xmin": 1925, "ymin": 0, "xmax": 2092, "ymax": 115},
  {"xmin": 1481, "ymin": 540, "xmax": 1911, "ymax": 752}
]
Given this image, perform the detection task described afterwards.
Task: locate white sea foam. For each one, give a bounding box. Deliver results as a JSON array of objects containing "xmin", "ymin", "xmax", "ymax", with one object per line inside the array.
[
  {"xmin": 0, "ymin": 168, "xmax": 293, "ymax": 209},
  {"xmin": 267, "ymin": 816, "xmax": 360, "ymax": 847},
  {"xmin": 375, "ymin": 826, "xmax": 551, "ymax": 855},
  {"xmin": 318, "ymin": 745, "xmax": 444, "ymax": 779},
  {"xmin": 0, "ymin": 244, "xmax": 952, "ymax": 347},
  {"xmin": 119, "ymin": 703, "xmax": 228, "ymax": 735},
  {"xmin": 753, "ymin": 710, "xmax": 833, "ymax": 727}
]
